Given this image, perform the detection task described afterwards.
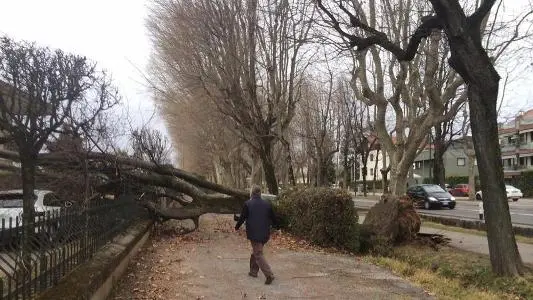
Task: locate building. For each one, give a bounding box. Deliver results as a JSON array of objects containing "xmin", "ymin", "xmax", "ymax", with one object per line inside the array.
[
  {"xmin": 356, "ymin": 133, "xmax": 387, "ymax": 181},
  {"xmin": 499, "ymin": 109, "xmax": 533, "ymax": 178},
  {"xmin": 412, "ymin": 138, "xmax": 479, "ymax": 183},
  {"xmin": 358, "ymin": 135, "xmax": 478, "ymax": 184}
]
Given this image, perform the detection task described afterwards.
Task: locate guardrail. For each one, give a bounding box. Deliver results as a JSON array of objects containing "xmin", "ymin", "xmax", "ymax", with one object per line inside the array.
[{"xmin": 0, "ymin": 195, "xmax": 146, "ymax": 299}]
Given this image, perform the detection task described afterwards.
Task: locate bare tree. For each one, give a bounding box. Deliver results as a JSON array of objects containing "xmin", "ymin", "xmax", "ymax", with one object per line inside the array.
[
  {"xmin": 317, "ymin": 0, "xmax": 530, "ymax": 276},
  {"xmin": 0, "ymin": 37, "xmax": 118, "ymax": 273},
  {"xmin": 321, "ymin": 1, "xmax": 465, "ymax": 196},
  {"xmin": 131, "ymin": 128, "xmax": 171, "ymax": 165},
  {"xmin": 148, "ymin": 0, "xmax": 315, "ymax": 194}
]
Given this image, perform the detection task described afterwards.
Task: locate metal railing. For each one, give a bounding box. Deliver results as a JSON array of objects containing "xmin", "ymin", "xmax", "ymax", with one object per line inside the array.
[{"xmin": 0, "ymin": 194, "xmax": 145, "ymax": 299}]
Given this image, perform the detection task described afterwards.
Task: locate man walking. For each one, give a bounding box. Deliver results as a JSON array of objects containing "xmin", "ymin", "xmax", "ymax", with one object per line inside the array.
[{"xmin": 235, "ymin": 185, "xmax": 276, "ymax": 284}]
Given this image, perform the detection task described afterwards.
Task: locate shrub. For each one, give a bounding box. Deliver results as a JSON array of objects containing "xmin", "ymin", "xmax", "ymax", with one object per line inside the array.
[
  {"xmin": 275, "ymin": 187, "xmax": 360, "ymax": 252},
  {"xmin": 512, "ymin": 170, "xmax": 533, "ymax": 197}
]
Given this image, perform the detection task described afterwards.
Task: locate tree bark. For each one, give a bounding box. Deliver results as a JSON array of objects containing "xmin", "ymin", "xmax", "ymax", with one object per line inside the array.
[
  {"xmin": 468, "ymin": 83, "xmax": 523, "ymax": 275},
  {"xmin": 372, "ymin": 150, "xmax": 379, "ymax": 194},
  {"xmin": 20, "ymin": 155, "xmax": 36, "ymax": 280},
  {"xmin": 259, "ymin": 143, "xmax": 278, "ymax": 195},
  {"xmin": 381, "ymin": 148, "xmax": 389, "ymax": 193},
  {"xmin": 362, "ymin": 165, "xmax": 368, "ymax": 197},
  {"xmin": 391, "ymin": 169, "xmax": 408, "ymax": 196},
  {"xmin": 282, "ymin": 139, "xmax": 296, "ymax": 186},
  {"xmin": 467, "ymin": 149, "xmax": 476, "ymax": 201},
  {"xmin": 433, "ymin": 126, "xmax": 446, "ymax": 187},
  {"xmin": 430, "ymin": 0, "xmax": 525, "ymax": 275}
]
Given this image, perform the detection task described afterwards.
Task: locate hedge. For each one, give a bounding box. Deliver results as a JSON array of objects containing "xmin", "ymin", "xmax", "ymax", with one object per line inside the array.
[
  {"xmin": 510, "ymin": 171, "xmax": 533, "ymax": 197},
  {"xmin": 274, "ymin": 187, "xmax": 360, "ymax": 252}
]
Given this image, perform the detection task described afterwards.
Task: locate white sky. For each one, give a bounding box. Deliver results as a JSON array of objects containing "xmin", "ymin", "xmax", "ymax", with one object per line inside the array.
[
  {"xmin": 0, "ymin": 0, "xmax": 165, "ymax": 141},
  {"xmin": 0, "ymin": 0, "xmax": 532, "ymax": 143}
]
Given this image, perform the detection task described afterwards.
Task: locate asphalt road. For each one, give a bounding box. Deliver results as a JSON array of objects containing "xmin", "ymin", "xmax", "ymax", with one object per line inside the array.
[{"xmin": 354, "ymin": 198, "xmax": 533, "ymax": 227}]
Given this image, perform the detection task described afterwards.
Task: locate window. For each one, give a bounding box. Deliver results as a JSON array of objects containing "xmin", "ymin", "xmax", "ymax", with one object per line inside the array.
[
  {"xmin": 369, "ymin": 154, "xmax": 374, "ymax": 161},
  {"xmin": 370, "ymin": 168, "xmax": 374, "ymax": 175},
  {"xmin": 457, "ymin": 157, "xmax": 466, "ymax": 166}
]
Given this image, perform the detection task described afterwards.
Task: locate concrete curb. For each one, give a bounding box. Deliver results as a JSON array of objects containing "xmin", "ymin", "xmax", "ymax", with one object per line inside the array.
[
  {"xmin": 418, "ymin": 214, "xmax": 533, "ymax": 238},
  {"xmin": 36, "ymin": 220, "xmax": 153, "ymax": 300}
]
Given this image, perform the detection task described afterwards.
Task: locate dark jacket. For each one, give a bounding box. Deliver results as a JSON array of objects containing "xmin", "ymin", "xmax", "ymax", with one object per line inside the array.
[{"xmin": 235, "ymin": 195, "xmax": 277, "ymax": 243}]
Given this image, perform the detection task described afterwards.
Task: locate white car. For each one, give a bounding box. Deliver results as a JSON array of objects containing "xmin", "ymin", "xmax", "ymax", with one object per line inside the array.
[
  {"xmin": 475, "ymin": 185, "xmax": 523, "ymax": 202},
  {"xmin": 0, "ymin": 190, "xmax": 65, "ymax": 229}
]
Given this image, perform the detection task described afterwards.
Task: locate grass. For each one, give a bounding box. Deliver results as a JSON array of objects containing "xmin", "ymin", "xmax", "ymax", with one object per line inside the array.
[
  {"xmin": 422, "ymin": 221, "xmax": 533, "ymax": 245},
  {"xmin": 363, "ymin": 244, "xmax": 533, "ymax": 299}
]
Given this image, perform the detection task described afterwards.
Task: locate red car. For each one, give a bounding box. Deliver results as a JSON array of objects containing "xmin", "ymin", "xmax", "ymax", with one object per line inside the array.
[{"xmin": 450, "ymin": 184, "xmax": 469, "ymax": 197}]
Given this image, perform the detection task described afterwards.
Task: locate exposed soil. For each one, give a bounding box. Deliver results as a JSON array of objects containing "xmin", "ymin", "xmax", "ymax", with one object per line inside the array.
[{"xmin": 111, "ymin": 214, "xmax": 434, "ymax": 300}]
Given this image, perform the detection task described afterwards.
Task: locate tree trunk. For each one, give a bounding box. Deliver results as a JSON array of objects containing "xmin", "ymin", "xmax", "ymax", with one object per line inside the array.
[
  {"xmin": 372, "ymin": 153, "xmax": 378, "ymax": 195},
  {"xmin": 287, "ymin": 152, "xmax": 296, "ymax": 186},
  {"xmin": 315, "ymin": 153, "xmax": 324, "ymax": 187},
  {"xmin": 467, "ymin": 149, "xmax": 476, "ymax": 201},
  {"xmin": 20, "ymin": 156, "xmax": 36, "ymax": 281},
  {"xmin": 282, "ymin": 139, "xmax": 296, "ymax": 186},
  {"xmin": 381, "ymin": 148, "xmax": 389, "ymax": 193},
  {"xmin": 391, "ymin": 169, "xmax": 408, "ymax": 196},
  {"xmin": 361, "ymin": 165, "xmax": 368, "ymax": 197},
  {"xmin": 429, "ymin": 0, "xmax": 524, "ymax": 276},
  {"xmin": 468, "ymin": 82, "xmax": 524, "ymax": 275},
  {"xmin": 259, "ymin": 143, "xmax": 278, "ymax": 195},
  {"xmin": 433, "ymin": 126, "xmax": 446, "ymax": 187},
  {"xmin": 342, "ymin": 142, "xmax": 350, "ymax": 189}
]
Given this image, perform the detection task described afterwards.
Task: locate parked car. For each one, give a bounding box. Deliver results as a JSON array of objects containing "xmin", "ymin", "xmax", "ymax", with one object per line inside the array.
[
  {"xmin": 475, "ymin": 185, "xmax": 523, "ymax": 201},
  {"xmin": 0, "ymin": 190, "xmax": 67, "ymax": 245},
  {"xmin": 407, "ymin": 184, "xmax": 456, "ymax": 210},
  {"xmin": 450, "ymin": 184, "xmax": 469, "ymax": 197}
]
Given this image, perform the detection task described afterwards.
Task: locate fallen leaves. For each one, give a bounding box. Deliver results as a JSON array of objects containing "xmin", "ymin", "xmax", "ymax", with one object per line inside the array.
[{"xmin": 269, "ymin": 230, "xmax": 352, "ymax": 255}]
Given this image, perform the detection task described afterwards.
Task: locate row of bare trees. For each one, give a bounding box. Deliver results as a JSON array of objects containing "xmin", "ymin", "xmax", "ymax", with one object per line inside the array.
[{"xmin": 146, "ymin": 0, "xmax": 533, "ymax": 276}]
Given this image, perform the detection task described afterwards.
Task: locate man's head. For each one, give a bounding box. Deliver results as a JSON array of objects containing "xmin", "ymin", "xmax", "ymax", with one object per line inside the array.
[{"xmin": 250, "ymin": 185, "xmax": 261, "ymax": 197}]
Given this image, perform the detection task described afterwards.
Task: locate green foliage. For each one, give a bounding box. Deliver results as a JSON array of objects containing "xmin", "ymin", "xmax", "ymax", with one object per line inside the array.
[
  {"xmin": 274, "ymin": 187, "xmax": 360, "ymax": 252},
  {"xmin": 512, "ymin": 170, "xmax": 533, "ymax": 197}
]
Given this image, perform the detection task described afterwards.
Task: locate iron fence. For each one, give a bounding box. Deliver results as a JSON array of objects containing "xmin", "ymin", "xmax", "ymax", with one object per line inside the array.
[{"xmin": 0, "ymin": 194, "xmax": 145, "ymax": 299}]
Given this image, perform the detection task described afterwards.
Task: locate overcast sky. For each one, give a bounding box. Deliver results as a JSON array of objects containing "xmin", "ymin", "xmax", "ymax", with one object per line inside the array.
[
  {"xmin": 0, "ymin": 0, "xmax": 532, "ymax": 141},
  {"xmin": 0, "ymin": 0, "xmax": 163, "ymax": 138}
]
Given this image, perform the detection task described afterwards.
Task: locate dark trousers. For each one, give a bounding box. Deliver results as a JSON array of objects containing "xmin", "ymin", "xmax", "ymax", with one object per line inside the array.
[{"xmin": 249, "ymin": 241, "xmax": 273, "ymax": 277}]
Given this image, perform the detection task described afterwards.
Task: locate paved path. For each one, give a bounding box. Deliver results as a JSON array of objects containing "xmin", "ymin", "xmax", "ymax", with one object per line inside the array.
[
  {"xmin": 420, "ymin": 226, "xmax": 533, "ymax": 265},
  {"xmin": 358, "ymin": 214, "xmax": 533, "ymax": 265},
  {"xmin": 112, "ymin": 214, "xmax": 433, "ymax": 300}
]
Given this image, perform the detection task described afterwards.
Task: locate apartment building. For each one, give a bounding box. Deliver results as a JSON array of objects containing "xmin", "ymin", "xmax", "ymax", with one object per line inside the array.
[{"xmin": 499, "ymin": 109, "xmax": 533, "ymax": 178}]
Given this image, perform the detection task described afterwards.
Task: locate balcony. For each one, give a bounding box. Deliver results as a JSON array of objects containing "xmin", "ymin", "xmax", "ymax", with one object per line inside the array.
[{"xmin": 503, "ymin": 164, "xmax": 533, "ymax": 172}]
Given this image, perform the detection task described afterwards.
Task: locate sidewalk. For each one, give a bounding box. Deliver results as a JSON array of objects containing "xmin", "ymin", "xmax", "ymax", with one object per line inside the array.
[
  {"xmin": 359, "ymin": 215, "xmax": 533, "ymax": 265},
  {"xmin": 112, "ymin": 214, "xmax": 433, "ymax": 300},
  {"xmin": 420, "ymin": 226, "xmax": 533, "ymax": 265}
]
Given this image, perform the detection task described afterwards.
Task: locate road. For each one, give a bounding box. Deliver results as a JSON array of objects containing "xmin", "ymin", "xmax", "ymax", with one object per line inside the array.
[{"xmin": 354, "ymin": 198, "xmax": 533, "ymax": 227}]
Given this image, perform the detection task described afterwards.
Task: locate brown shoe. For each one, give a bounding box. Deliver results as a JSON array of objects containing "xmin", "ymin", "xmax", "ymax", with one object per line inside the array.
[
  {"xmin": 248, "ymin": 272, "xmax": 258, "ymax": 278},
  {"xmin": 265, "ymin": 275, "xmax": 275, "ymax": 285}
]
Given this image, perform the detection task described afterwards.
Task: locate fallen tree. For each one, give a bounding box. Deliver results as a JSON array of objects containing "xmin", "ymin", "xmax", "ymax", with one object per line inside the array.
[{"xmin": 0, "ymin": 148, "xmax": 250, "ymax": 224}]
